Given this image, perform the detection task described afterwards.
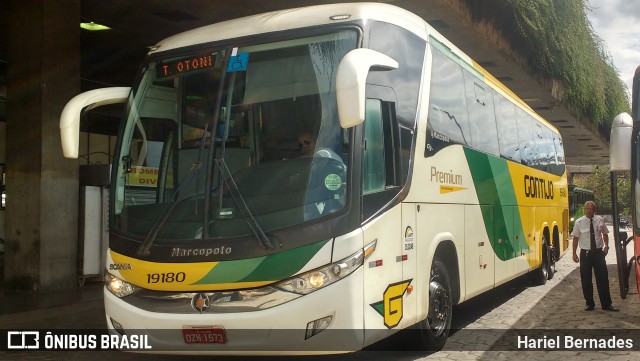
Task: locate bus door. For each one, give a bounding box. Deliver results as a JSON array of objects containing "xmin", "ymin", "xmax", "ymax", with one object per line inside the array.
[{"xmin": 361, "ymin": 96, "xmax": 408, "ymax": 341}]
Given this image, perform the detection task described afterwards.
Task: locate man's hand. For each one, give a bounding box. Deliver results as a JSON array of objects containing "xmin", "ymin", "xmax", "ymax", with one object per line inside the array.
[
  {"xmin": 604, "ymin": 245, "xmax": 609, "ymax": 255},
  {"xmin": 572, "ymin": 253, "xmax": 579, "ymax": 263}
]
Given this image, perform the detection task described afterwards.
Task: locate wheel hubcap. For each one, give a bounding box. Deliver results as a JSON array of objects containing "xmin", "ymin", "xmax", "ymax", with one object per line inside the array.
[{"xmin": 428, "ymin": 280, "xmax": 449, "ymax": 335}]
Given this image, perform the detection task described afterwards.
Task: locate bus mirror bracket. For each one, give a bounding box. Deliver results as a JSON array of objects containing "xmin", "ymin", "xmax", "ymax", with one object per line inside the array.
[
  {"xmin": 336, "ymin": 49, "xmax": 398, "ymax": 129},
  {"xmin": 59, "ymin": 87, "xmax": 131, "ymax": 159},
  {"xmin": 609, "ymin": 112, "xmax": 633, "ymax": 171}
]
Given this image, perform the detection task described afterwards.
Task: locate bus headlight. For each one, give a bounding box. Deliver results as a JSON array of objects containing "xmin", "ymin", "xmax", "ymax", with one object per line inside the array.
[
  {"xmin": 105, "ymin": 272, "xmax": 137, "ymax": 298},
  {"xmin": 274, "ymin": 240, "xmax": 376, "ymax": 295}
]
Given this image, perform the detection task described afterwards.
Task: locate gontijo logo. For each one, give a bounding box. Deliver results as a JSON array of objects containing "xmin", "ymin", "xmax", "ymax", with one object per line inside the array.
[
  {"xmin": 370, "ymin": 280, "xmax": 413, "ymax": 328},
  {"xmin": 523, "ymin": 175, "xmax": 554, "ymax": 199}
]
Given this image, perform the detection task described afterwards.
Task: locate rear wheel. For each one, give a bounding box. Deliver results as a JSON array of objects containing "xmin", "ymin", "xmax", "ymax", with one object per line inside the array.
[
  {"xmin": 415, "ymin": 259, "xmax": 452, "ymax": 351},
  {"xmin": 548, "ymin": 244, "xmax": 556, "ymax": 280},
  {"xmin": 532, "ymin": 237, "xmax": 551, "ymax": 285}
]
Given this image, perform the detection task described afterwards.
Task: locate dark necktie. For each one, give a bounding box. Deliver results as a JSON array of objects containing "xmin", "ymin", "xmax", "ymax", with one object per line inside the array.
[{"xmin": 590, "ymin": 218, "xmax": 597, "ymax": 250}]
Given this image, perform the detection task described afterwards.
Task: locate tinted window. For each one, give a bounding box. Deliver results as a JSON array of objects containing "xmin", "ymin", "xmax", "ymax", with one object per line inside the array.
[
  {"xmin": 362, "ymin": 95, "xmax": 403, "ymax": 220},
  {"xmin": 424, "ymin": 44, "xmax": 565, "ymax": 176},
  {"xmin": 549, "ymin": 128, "xmax": 566, "ymax": 175},
  {"xmin": 533, "ymin": 121, "xmax": 547, "ymax": 169},
  {"xmin": 426, "ymin": 48, "xmax": 470, "ymax": 155},
  {"xmin": 369, "ymin": 22, "xmax": 426, "ymax": 128},
  {"xmin": 494, "ymin": 95, "xmax": 520, "ymax": 162},
  {"xmin": 464, "ymin": 71, "xmax": 499, "ymax": 156},
  {"xmin": 363, "ymin": 99, "xmax": 386, "ymax": 194},
  {"xmin": 516, "ymin": 108, "xmax": 535, "ymax": 166}
]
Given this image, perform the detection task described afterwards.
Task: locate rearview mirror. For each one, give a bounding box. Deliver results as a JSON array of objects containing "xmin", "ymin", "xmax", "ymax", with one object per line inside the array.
[
  {"xmin": 336, "ymin": 49, "xmax": 398, "ymax": 129},
  {"xmin": 609, "ymin": 112, "xmax": 633, "ymax": 171},
  {"xmin": 59, "ymin": 87, "xmax": 130, "ymax": 158}
]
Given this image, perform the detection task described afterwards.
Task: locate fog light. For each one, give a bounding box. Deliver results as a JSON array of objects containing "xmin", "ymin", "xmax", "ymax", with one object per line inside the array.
[
  {"xmin": 305, "ymin": 315, "xmax": 333, "ymax": 339},
  {"xmin": 110, "ymin": 318, "xmax": 125, "ymax": 335}
]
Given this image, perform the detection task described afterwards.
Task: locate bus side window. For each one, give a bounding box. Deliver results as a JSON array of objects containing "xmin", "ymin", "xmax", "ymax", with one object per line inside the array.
[
  {"xmin": 516, "ymin": 108, "xmax": 535, "ymax": 167},
  {"xmin": 363, "ymin": 99, "xmax": 386, "ymax": 194},
  {"xmin": 543, "ymin": 126, "xmax": 559, "ymax": 174},
  {"xmin": 533, "ymin": 122, "xmax": 548, "ymax": 170},
  {"xmin": 552, "ymin": 131, "xmax": 566, "ymax": 175},
  {"xmin": 495, "ymin": 96, "xmax": 520, "ymax": 163},
  {"xmin": 464, "ymin": 71, "xmax": 499, "ymax": 156},
  {"xmin": 362, "ymin": 98, "xmax": 401, "ymax": 220},
  {"xmin": 426, "ymin": 48, "xmax": 470, "ymax": 152}
]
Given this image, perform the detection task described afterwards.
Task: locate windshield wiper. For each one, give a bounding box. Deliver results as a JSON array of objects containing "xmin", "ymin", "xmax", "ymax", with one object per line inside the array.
[
  {"xmin": 214, "ymin": 157, "xmax": 279, "ymax": 250},
  {"xmin": 136, "ymin": 159, "xmax": 206, "ymax": 256},
  {"xmin": 134, "ymin": 118, "xmax": 212, "ymax": 256},
  {"xmin": 199, "ymin": 56, "xmax": 279, "ymax": 251}
]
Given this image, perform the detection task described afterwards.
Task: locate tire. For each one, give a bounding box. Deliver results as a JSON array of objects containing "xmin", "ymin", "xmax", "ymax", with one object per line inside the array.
[
  {"xmin": 548, "ymin": 244, "xmax": 556, "ymax": 280},
  {"xmin": 414, "ymin": 259, "xmax": 453, "ymax": 351},
  {"xmin": 532, "ymin": 238, "xmax": 550, "ymax": 285}
]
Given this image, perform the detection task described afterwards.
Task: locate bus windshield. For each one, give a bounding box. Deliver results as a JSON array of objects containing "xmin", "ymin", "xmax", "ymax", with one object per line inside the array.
[{"xmin": 112, "ymin": 30, "xmax": 356, "ymax": 245}]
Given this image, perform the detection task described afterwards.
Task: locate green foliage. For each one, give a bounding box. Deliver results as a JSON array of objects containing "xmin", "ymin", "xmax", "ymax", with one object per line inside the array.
[
  {"xmin": 463, "ymin": 0, "xmax": 630, "ymax": 136},
  {"xmin": 573, "ymin": 165, "xmax": 631, "ymax": 216}
]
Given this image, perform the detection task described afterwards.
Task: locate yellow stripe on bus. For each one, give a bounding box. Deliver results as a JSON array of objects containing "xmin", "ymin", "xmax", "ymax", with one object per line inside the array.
[
  {"xmin": 440, "ymin": 185, "xmax": 467, "ymax": 194},
  {"xmin": 110, "ymin": 251, "xmax": 219, "ymax": 291}
]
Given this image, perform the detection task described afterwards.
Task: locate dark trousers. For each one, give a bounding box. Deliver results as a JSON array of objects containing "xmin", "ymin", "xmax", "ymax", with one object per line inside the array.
[{"xmin": 579, "ymin": 249, "xmax": 612, "ymax": 308}]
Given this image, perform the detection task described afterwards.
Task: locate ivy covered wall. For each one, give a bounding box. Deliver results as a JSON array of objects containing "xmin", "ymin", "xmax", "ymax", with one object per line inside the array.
[{"xmin": 458, "ymin": 0, "xmax": 629, "ymax": 138}]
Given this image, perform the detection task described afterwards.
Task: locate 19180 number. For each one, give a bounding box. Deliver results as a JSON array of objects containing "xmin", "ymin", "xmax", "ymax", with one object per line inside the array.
[{"xmin": 147, "ymin": 272, "xmax": 186, "ymax": 283}]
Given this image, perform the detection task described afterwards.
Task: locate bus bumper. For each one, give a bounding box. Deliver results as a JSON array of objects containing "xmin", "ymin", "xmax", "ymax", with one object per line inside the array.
[{"xmin": 103, "ymin": 268, "xmax": 365, "ymax": 354}]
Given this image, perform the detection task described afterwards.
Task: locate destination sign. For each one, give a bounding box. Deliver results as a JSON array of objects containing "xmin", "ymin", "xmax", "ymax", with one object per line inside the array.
[{"xmin": 156, "ymin": 53, "xmax": 216, "ymax": 79}]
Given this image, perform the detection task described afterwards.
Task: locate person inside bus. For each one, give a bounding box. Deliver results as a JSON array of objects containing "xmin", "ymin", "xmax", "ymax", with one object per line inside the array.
[
  {"xmin": 297, "ymin": 130, "xmax": 343, "ymax": 163},
  {"xmin": 571, "ymin": 200, "xmax": 619, "ymax": 312}
]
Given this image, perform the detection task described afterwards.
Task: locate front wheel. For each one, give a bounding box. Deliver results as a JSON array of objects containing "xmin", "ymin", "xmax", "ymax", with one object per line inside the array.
[{"xmin": 414, "ymin": 259, "xmax": 453, "ymax": 351}]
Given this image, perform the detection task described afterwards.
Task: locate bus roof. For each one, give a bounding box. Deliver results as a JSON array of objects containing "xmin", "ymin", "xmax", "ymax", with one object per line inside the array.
[{"xmin": 148, "ymin": 3, "xmax": 426, "ymax": 55}]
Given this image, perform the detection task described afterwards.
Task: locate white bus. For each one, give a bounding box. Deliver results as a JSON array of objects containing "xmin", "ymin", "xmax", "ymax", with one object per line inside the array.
[{"xmin": 60, "ymin": 2, "xmax": 569, "ymax": 354}]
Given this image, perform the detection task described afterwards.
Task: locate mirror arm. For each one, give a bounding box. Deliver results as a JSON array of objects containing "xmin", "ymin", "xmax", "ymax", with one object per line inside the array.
[{"xmin": 60, "ymin": 87, "xmax": 130, "ymax": 158}]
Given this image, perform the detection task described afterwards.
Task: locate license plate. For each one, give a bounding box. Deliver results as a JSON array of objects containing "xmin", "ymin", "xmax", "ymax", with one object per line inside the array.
[{"xmin": 182, "ymin": 326, "xmax": 227, "ymax": 344}]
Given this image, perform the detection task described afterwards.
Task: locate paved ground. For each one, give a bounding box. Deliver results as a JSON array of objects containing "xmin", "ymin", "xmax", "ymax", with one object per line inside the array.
[
  {"xmin": 418, "ymin": 226, "xmax": 640, "ymax": 360},
  {"xmin": 0, "ymin": 227, "xmax": 639, "ymax": 360}
]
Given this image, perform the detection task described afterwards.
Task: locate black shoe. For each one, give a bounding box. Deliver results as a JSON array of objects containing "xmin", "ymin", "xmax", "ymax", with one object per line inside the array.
[
  {"xmin": 602, "ymin": 305, "xmax": 619, "ymax": 312},
  {"xmin": 584, "ymin": 305, "xmax": 595, "ymax": 311}
]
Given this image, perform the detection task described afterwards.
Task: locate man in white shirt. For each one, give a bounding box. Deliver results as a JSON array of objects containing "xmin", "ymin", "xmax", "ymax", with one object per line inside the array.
[{"xmin": 571, "ymin": 201, "xmax": 619, "ymax": 312}]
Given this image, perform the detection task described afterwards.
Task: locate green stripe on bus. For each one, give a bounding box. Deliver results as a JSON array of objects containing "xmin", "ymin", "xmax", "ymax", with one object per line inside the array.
[
  {"xmin": 193, "ymin": 239, "xmax": 330, "ymax": 284},
  {"xmin": 488, "ymin": 156, "xmax": 529, "ymax": 255},
  {"xmin": 464, "ymin": 148, "xmax": 527, "ymax": 261}
]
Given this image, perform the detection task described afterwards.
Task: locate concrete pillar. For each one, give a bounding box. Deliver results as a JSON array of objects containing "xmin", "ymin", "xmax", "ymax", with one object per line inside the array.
[{"xmin": 5, "ymin": 0, "xmax": 80, "ymax": 290}]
